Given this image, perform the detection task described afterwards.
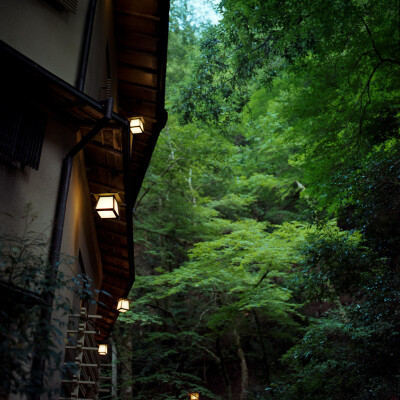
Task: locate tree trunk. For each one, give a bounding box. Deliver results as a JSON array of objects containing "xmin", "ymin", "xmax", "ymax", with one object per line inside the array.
[
  {"xmin": 232, "ymin": 329, "xmax": 248, "ymax": 400},
  {"xmin": 118, "ymin": 327, "xmax": 133, "ymax": 400},
  {"xmin": 252, "ymin": 310, "xmax": 270, "ymax": 383},
  {"xmin": 216, "ymin": 336, "xmax": 232, "ymax": 400},
  {"xmin": 112, "ymin": 341, "xmax": 117, "ymax": 400},
  {"xmin": 188, "ymin": 168, "xmax": 196, "ymax": 204}
]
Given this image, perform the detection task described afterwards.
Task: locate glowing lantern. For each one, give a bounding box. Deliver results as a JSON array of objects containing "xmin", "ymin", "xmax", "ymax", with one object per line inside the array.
[
  {"xmin": 117, "ymin": 298, "xmax": 130, "ymax": 313},
  {"xmin": 129, "ymin": 117, "xmax": 144, "ymax": 134},
  {"xmin": 189, "ymin": 394, "xmax": 199, "ymax": 400},
  {"xmin": 98, "ymin": 344, "xmax": 108, "ymax": 355},
  {"xmin": 94, "ymin": 193, "xmax": 120, "ymax": 219}
]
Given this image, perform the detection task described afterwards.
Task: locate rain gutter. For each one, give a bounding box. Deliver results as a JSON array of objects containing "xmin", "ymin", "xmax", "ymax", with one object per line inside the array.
[{"xmin": 77, "ymin": 0, "xmax": 97, "ymax": 91}]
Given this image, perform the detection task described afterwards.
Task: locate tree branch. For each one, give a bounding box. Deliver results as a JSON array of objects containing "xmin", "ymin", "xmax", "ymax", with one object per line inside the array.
[
  {"xmin": 134, "ymin": 226, "xmax": 193, "ymax": 245},
  {"xmin": 361, "ymin": 17, "xmax": 382, "ymax": 61},
  {"xmin": 134, "ymin": 158, "xmax": 184, "ymax": 211},
  {"xmin": 361, "ymin": 17, "xmax": 400, "ymax": 66},
  {"xmin": 254, "ymin": 270, "xmax": 270, "ymax": 288},
  {"xmin": 148, "ymin": 302, "xmax": 223, "ymax": 365},
  {"xmin": 358, "ymin": 62, "xmax": 382, "ymax": 140}
]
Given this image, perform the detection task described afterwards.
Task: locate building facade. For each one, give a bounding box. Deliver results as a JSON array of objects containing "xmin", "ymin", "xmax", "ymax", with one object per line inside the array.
[{"xmin": 0, "ymin": 0, "xmax": 169, "ymax": 398}]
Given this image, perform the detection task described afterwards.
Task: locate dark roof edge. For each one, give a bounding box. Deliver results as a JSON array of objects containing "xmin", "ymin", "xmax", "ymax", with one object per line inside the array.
[{"xmin": 0, "ymin": 40, "xmax": 128, "ymax": 128}]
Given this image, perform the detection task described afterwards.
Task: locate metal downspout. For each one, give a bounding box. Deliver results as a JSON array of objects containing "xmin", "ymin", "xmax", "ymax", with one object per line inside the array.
[
  {"xmin": 77, "ymin": 0, "xmax": 97, "ymax": 91},
  {"xmin": 30, "ymin": 98, "xmax": 113, "ymax": 400},
  {"xmin": 122, "ymin": 124, "xmax": 135, "ymax": 291}
]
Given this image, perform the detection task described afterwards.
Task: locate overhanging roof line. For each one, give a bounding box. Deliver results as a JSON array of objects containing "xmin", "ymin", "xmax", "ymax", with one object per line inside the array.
[
  {"xmin": 122, "ymin": 123, "xmax": 135, "ymax": 291},
  {"xmin": 115, "ymin": 9, "xmax": 161, "ymax": 21},
  {"xmin": 0, "ymin": 40, "xmax": 129, "ymax": 128}
]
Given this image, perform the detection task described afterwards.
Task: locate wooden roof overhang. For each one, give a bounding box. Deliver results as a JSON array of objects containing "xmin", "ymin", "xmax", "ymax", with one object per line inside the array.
[
  {"xmin": 0, "ymin": 0, "xmax": 170, "ymax": 341},
  {"xmin": 91, "ymin": 0, "xmax": 170, "ymax": 340}
]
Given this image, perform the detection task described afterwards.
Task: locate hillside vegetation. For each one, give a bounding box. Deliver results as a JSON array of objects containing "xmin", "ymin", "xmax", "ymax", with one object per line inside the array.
[{"xmin": 113, "ymin": 1, "xmax": 400, "ymax": 399}]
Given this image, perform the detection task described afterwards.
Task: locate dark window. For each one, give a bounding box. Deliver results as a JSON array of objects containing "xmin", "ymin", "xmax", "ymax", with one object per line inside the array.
[
  {"xmin": 43, "ymin": 0, "xmax": 78, "ymax": 13},
  {"xmin": 56, "ymin": 0, "xmax": 78, "ymax": 13},
  {"xmin": 0, "ymin": 99, "xmax": 47, "ymax": 170}
]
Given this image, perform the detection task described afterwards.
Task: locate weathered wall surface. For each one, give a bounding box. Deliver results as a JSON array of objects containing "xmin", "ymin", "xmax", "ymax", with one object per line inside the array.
[
  {"xmin": 0, "ymin": 0, "xmax": 89, "ymax": 86},
  {"xmin": 84, "ymin": 0, "xmax": 119, "ymax": 104},
  {"xmin": 0, "ymin": 119, "xmax": 102, "ymax": 293}
]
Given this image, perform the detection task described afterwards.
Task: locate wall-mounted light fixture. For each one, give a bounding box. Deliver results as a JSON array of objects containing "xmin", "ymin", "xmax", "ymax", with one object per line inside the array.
[
  {"xmin": 94, "ymin": 193, "xmax": 122, "ymax": 219},
  {"xmin": 98, "ymin": 344, "xmax": 108, "ymax": 355},
  {"xmin": 129, "ymin": 116, "xmax": 144, "ymax": 134},
  {"xmin": 117, "ymin": 298, "xmax": 130, "ymax": 313},
  {"xmin": 189, "ymin": 393, "xmax": 199, "ymax": 400}
]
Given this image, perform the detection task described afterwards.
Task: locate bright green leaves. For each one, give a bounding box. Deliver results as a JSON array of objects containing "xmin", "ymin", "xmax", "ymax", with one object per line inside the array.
[
  {"xmin": 187, "ymin": 220, "xmax": 308, "ymax": 275},
  {"xmin": 130, "ymin": 220, "xmax": 310, "ymax": 331},
  {"xmin": 118, "ymin": 309, "xmax": 163, "ymax": 326},
  {"xmin": 114, "ymin": 1, "xmax": 400, "ymax": 398},
  {"xmin": 175, "ymin": 0, "xmax": 400, "ymax": 217}
]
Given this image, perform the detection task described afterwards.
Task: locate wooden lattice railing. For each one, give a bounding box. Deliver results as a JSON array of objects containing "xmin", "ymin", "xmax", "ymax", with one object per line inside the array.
[{"xmin": 60, "ymin": 308, "xmax": 111, "ymax": 400}]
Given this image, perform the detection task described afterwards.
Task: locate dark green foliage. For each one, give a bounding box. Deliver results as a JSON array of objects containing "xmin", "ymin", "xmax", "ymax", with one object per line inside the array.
[
  {"xmin": 271, "ymin": 270, "xmax": 400, "ymax": 400},
  {"xmin": 113, "ymin": 0, "xmax": 400, "ymax": 399},
  {"xmin": 0, "ymin": 206, "xmax": 98, "ymax": 398},
  {"xmin": 335, "ymin": 140, "xmax": 400, "ymax": 262},
  {"xmin": 298, "ymin": 225, "xmax": 381, "ymax": 300}
]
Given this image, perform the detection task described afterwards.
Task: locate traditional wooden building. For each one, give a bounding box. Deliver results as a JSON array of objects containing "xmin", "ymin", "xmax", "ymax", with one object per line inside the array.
[{"xmin": 0, "ymin": 0, "xmax": 170, "ymax": 398}]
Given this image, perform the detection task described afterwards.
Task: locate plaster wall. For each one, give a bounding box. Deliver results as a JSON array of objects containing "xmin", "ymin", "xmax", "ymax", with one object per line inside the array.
[
  {"xmin": 0, "ymin": 117, "xmax": 104, "ymax": 395},
  {"xmin": 84, "ymin": 0, "xmax": 119, "ymax": 106},
  {"xmin": 62, "ymin": 139, "xmax": 103, "ymax": 293},
  {"xmin": 0, "ymin": 119, "xmax": 67, "ymax": 239},
  {"xmin": 0, "ymin": 118, "xmax": 102, "ymax": 293},
  {"xmin": 0, "ymin": 0, "xmax": 89, "ymax": 86}
]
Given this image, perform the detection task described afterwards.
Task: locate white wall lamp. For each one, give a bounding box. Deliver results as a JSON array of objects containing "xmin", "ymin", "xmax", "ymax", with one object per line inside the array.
[
  {"xmin": 94, "ymin": 193, "xmax": 122, "ymax": 219},
  {"xmin": 129, "ymin": 116, "xmax": 144, "ymax": 134},
  {"xmin": 98, "ymin": 344, "xmax": 108, "ymax": 356},
  {"xmin": 117, "ymin": 298, "xmax": 130, "ymax": 313}
]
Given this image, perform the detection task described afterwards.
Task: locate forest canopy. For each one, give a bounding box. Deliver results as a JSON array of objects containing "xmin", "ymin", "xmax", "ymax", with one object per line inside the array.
[{"xmin": 113, "ymin": 1, "xmax": 400, "ymax": 399}]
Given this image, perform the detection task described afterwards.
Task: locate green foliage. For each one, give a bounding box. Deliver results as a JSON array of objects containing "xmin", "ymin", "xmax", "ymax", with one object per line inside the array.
[
  {"xmin": 334, "ymin": 139, "xmax": 400, "ymax": 260},
  {"xmin": 298, "ymin": 223, "xmax": 384, "ymax": 300},
  {"xmin": 0, "ymin": 206, "xmax": 98, "ymax": 398},
  {"xmin": 114, "ymin": 0, "xmax": 400, "ymax": 398},
  {"xmin": 269, "ymin": 270, "xmax": 400, "ymax": 400},
  {"xmin": 116, "ymin": 220, "xmax": 309, "ymax": 398},
  {"xmin": 177, "ymin": 0, "xmax": 400, "ymax": 210}
]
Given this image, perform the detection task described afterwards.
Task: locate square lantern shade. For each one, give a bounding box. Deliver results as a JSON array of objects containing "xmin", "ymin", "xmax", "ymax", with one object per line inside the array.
[
  {"xmin": 117, "ymin": 298, "xmax": 130, "ymax": 313},
  {"xmin": 94, "ymin": 193, "xmax": 121, "ymax": 219},
  {"xmin": 129, "ymin": 117, "xmax": 144, "ymax": 134},
  {"xmin": 189, "ymin": 394, "xmax": 199, "ymax": 400},
  {"xmin": 98, "ymin": 344, "xmax": 108, "ymax": 355}
]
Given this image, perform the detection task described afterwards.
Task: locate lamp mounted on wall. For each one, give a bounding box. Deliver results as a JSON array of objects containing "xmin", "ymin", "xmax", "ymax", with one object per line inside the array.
[
  {"xmin": 117, "ymin": 298, "xmax": 130, "ymax": 313},
  {"xmin": 98, "ymin": 344, "xmax": 108, "ymax": 356},
  {"xmin": 129, "ymin": 116, "xmax": 144, "ymax": 134},
  {"xmin": 189, "ymin": 393, "xmax": 199, "ymax": 400},
  {"xmin": 93, "ymin": 193, "xmax": 122, "ymax": 219}
]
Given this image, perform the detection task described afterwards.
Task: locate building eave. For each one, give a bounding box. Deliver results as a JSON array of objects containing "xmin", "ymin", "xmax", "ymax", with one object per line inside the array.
[
  {"xmin": 0, "ymin": 0, "xmax": 170, "ymax": 341},
  {"xmin": 92, "ymin": 0, "xmax": 170, "ymax": 340}
]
